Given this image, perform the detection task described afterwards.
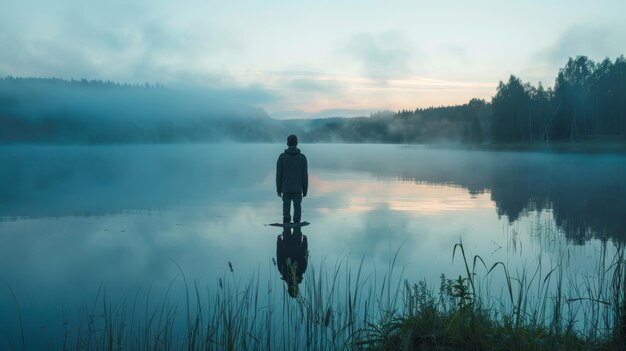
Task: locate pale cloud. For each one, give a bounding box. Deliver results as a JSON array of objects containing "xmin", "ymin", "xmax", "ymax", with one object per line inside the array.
[
  {"xmin": 437, "ymin": 44, "xmax": 470, "ymax": 65},
  {"xmin": 538, "ymin": 24, "xmax": 625, "ymax": 65},
  {"xmin": 207, "ymin": 85, "xmax": 279, "ymax": 105},
  {"xmin": 343, "ymin": 31, "xmax": 416, "ymax": 81},
  {"xmin": 522, "ymin": 23, "xmax": 626, "ymax": 86},
  {"xmin": 286, "ymin": 78, "xmax": 346, "ymax": 94},
  {"xmin": 0, "ymin": 0, "xmax": 244, "ymax": 86}
]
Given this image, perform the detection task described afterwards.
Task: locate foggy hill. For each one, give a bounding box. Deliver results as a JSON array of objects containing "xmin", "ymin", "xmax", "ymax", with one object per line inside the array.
[
  {"xmin": 0, "ymin": 77, "xmax": 288, "ymax": 143},
  {"xmin": 0, "ymin": 76, "xmax": 489, "ymax": 144}
]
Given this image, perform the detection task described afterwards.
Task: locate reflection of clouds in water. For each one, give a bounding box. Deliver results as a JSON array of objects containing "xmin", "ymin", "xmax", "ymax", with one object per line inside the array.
[
  {"xmin": 305, "ymin": 202, "xmax": 502, "ymax": 301},
  {"xmin": 388, "ymin": 188, "xmax": 493, "ymax": 213},
  {"xmin": 313, "ymin": 176, "xmax": 494, "ymax": 214},
  {"xmin": 304, "ymin": 172, "xmax": 549, "ymax": 290}
]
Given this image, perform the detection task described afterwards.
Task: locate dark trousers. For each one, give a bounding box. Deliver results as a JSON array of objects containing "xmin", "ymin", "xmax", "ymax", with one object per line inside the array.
[{"xmin": 282, "ymin": 193, "xmax": 302, "ymax": 223}]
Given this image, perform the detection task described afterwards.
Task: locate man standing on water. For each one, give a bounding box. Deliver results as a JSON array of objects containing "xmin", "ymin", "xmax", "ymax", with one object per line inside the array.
[{"xmin": 276, "ymin": 135, "xmax": 308, "ymax": 224}]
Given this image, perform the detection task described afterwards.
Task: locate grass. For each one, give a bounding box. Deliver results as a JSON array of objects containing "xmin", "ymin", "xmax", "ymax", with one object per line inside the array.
[
  {"xmin": 355, "ymin": 240, "xmax": 626, "ymax": 350},
  {"xmin": 4, "ymin": 240, "xmax": 626, "ymax": 350}
]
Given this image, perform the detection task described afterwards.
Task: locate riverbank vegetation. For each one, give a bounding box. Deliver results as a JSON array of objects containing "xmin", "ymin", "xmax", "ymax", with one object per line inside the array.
[
  {"xmin": 356, "ymin": 242, "xmax": 626, "ymax": 350},
  {"xmin": 5, "ymin": 241, "xmax": 626, "ymax": 350}
]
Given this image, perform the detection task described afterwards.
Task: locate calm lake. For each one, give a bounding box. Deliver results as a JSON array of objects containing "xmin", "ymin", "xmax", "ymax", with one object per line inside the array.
[{"xmin": 1, "ymin": 143, "xmax": 625, "ymax": 347}]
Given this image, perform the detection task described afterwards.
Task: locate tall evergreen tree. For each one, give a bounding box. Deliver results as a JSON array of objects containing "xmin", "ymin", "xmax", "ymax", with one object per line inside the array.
[{"xmin": 491, "ymin": 75, "xmax": 531, "ymax": 142}]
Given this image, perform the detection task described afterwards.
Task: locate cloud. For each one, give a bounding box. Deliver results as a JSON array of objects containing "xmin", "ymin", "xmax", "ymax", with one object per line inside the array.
[
  {"xmin": 523, "ymin": 23, "xmax": 626, "ymax": 85},
  {"xmin": 438, "ymin": 44, "xmax": 469, "ymax": 64},
  {"xmin": 309, "ymin": 108, "xmax": 374, "ymax": 118},
  {"xmin": 208, "ymin": 84, "xmax": 279, "ymax": 105},
  {"xmin": 0, "ymin": 0, "xmax": 244, "ymax": 87},
  {"xmin": 286, "ymin": 78, "xmax": 345, "ymax": 94},
  {"xmin": 538, "ymin": 24, "xmax": 625, "ymax": 65},
  {"xmin": 269, "ymin": 108, "xmax": 375, "ymax": 119},
  {"xmin": 343, "ymin": 31, "xmax": 415, "ymax": 80},
  {"xmin": 521, "ymin": 23, "xmax": 626, "ymax": 82}
]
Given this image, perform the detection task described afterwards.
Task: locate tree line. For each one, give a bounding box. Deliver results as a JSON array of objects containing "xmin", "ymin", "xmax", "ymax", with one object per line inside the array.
[
  {"xmin": 1, "ymin": 56, "xmax": 625, "ymax": 144},
  {"xmin": 304, "ymin": 99, "xmax": 490, "ymax": 144},
  {"xmin": 492, "ymin": 56, "xmax": 626, "ymax": 143},
  {"xmin": 313, "ymin": 55, "xmax": 626, "ymax": 145},
  {"xmin": 0, "ymin": 77, "xmax": 279, "ymax": 143}
]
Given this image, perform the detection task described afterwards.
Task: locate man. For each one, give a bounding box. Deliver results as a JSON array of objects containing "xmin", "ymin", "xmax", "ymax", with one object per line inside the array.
[{"xmin": 276, "ymin": 134, "xmax": 308, "ymax": 223}]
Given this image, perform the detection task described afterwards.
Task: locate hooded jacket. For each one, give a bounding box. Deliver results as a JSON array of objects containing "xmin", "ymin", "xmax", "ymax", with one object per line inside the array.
[{"xmin": 276, "ymin": 146, "xmax": 308, "ymax": 195}]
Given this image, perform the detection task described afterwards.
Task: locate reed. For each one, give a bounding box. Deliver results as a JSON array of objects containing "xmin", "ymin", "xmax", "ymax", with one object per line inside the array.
[
  {"xmin": 4, "ymin": 240, "xmax": 626, "ymax": 350},
  {"xmin": 355, "ymin": 239, "xmax": 626, "ymax": 350}
]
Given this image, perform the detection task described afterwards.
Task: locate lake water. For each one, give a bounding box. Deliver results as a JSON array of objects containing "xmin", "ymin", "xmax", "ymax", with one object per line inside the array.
[{"xmin": 1, "ymin": 143, "xmax": 625, "ymax": 348}]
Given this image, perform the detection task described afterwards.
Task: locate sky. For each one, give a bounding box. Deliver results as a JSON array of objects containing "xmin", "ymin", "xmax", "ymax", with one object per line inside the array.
[{"xmin": 1, "ymin": 0, "xmax": 625, "ymax": 118}]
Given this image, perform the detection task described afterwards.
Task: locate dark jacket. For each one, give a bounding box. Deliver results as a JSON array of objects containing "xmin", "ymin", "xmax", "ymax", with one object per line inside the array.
[{"xmin": 276, "ymin": 146, "xmax": 308, "ymax": 195}]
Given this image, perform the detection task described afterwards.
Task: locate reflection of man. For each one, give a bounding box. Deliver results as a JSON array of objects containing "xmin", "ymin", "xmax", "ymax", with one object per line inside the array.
[
  {"xmin": 276, "ymin": 134, "xmax": 308, "ymax": 224},
  {"xmin": 276, "ymin": 227, "xmax": 308, "ymax": 298}
]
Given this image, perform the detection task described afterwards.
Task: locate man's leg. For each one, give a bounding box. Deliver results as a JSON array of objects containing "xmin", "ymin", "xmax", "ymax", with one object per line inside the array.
[
  {"xmin": 292, "ymin": 193, "xmax": 303, "ymax": 223},
  {"xmin": 282, "ymin": 194, "xmax": 292, "ymax": 223}
]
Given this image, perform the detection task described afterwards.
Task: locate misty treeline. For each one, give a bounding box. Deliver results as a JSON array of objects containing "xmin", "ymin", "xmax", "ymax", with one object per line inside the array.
[
  {"xmin": 305, "ymin": 99, "xmax": 489, "ymax": 143},
  {"xmin": 0, "ymin": 77, "xmax": 283, "ymax": 143},
  {"xmin": 1, "ymin": 55, "xmax": 625, "ymax": 144},
  {"xmin": 492, "ymin": 55, "xmax": 626, "ymax": 143},
  {"xmin": 0, "ymin": 77, "xmax": 490, "ymax": 144},
  {"xmin": 305, "ymin": 55, "xmax": 626, "ymax": 144}
]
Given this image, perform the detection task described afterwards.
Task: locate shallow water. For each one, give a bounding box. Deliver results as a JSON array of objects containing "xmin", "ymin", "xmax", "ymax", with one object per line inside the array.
[{"xmin": 1, "ymin": 143, "xmax": 625, "ymax": 347}]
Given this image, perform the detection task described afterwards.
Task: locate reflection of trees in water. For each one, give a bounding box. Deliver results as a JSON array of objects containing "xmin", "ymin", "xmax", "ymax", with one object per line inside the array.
[
  {"xmin": 390, "ymin": 151, "xmax": 626, "ymax": 243},
  {"xmin": 489, "ymin": 161, "xmax": 626, "ymax": 243}
]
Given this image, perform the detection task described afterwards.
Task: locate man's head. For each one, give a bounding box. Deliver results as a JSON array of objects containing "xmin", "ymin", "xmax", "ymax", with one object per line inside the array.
[{"xmin": 287, "ymin": 134, "xmax": 298, "ymax": 147}]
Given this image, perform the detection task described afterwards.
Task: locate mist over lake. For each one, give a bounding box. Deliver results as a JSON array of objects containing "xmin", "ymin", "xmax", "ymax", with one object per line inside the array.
[{"xmin": 1, "ymin": 143, "xmax": 624, "ymax": 348}]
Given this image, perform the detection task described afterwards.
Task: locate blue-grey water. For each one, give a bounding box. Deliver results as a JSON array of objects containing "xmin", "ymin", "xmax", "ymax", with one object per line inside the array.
[{"xmin": 1, "ymin": 144, "xmax": 625, "ymax": 348}]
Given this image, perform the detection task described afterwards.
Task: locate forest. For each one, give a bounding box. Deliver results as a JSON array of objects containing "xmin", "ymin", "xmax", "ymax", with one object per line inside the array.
[
  {"xmin": 492, "ymin": 55, "xmax": 626, "ymax": 143},
  {"xmin": 302, "ymin": 55, "xmax": 626, "ymax": 144},
  {"xmin": 0, "ymin": 55, "xmax": 625, "ymax": 144}
]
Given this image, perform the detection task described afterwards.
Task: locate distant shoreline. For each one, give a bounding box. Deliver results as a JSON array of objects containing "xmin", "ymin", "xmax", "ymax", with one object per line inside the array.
[
  {"xmin": 3, "ymin": 140, "xmax": 626, "ymax": 155},
  {"xmin": 471, "ymin": 140, "xmax": 626, "ymax": 154}
]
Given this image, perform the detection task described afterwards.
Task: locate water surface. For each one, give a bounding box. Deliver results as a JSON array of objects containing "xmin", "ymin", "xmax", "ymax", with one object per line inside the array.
[{"xmin": 1, "ymin": 143, "xmax": 624, "ymax": 347}]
